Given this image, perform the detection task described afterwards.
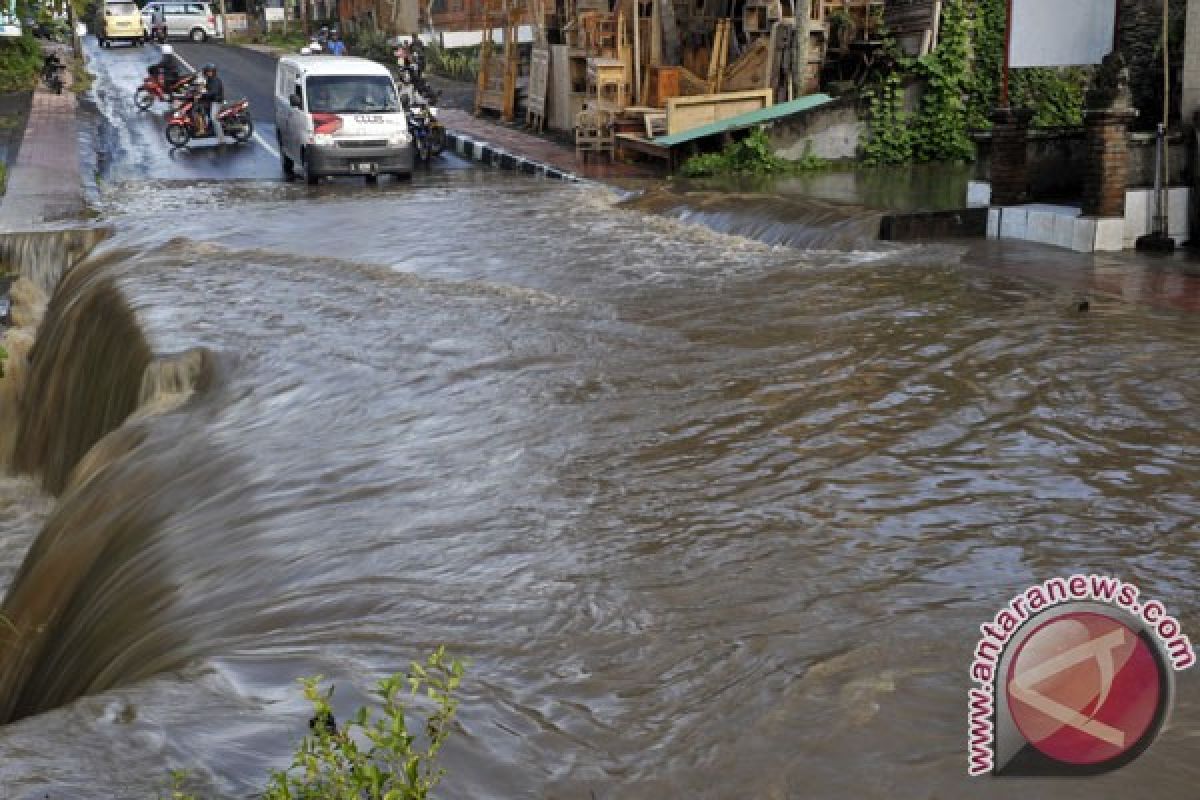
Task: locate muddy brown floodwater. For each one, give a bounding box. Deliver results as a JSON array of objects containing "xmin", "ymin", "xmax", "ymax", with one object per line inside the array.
[{"xmin": 0, "ymin": 171, "xmax": 1199, "ymax": 799}]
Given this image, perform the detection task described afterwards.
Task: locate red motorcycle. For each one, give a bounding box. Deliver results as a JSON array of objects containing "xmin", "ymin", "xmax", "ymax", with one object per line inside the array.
[
  {"xmin": 134, "ymin": 67, "xmax": 196, "ymax": 111},
  {"xmin": 165, "ymin": 91, "xmax": 253, "ymax": 148}
]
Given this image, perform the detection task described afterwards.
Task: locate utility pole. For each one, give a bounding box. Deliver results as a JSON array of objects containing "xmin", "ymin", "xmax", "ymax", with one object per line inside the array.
[{"xmin": 216, "ymin": 0, "xmax": 229, "ymax": 40}]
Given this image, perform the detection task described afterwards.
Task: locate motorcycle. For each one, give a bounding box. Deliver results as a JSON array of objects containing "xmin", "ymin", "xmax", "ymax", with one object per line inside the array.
[
  {"xmin": 148, "ymin": 21, "xmax": 168, "ymax": 43},
  {"xmin": 135, "ymin": 66, "xmax": 195, "ymax": 111},
  {"xmin": 402, "ymin": 96, "xmax": 433, "ymax": 162},
  {"xmin": 165, "ymin": 90, "xmax": 253, "ymax": 148},
  {"xmin": 41, "ymin": 54, "xmax": 66, "ymax": 94}
]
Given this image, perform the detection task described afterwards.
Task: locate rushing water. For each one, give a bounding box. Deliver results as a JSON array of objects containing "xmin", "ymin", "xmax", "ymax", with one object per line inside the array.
[{"xmin": 1, "ymin": 171, "xmax": 1200, "ymax": 799}]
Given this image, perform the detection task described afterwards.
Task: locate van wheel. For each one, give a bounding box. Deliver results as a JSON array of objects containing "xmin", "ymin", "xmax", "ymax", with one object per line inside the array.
[
  {"xmin": 281, "ymin": 150, "xmax": 295, "ymax": 178},
  {"xmin": 365, "ymin": 174, "xmax": 378, "ymax": 185},
  {"xmin": 189, "ymin": 27, "xmax": 206, "ymax": 42},
  {"xmin": 302, "ymin": 151, "xmax": 319, "ymax": 185}
]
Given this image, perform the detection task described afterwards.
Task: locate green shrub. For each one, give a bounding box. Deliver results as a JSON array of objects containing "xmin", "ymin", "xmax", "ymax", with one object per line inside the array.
[
  {"xmin": 0, "ymin": 35, "xmax": 43, "ymax": 94},
  {"xmin": 426, "ymin": 44, "xmax": 478, "ymax": 83},
  {"xmin": 263, "ymin": 647, "xmax": 466, "ymax": 800},
  {"xmin": 349, "ymin": 29, "xmax": 394, "ymax": 67},
  {"xmin": 681, "ymin": 128, "xmax": 826, "ymax": 177}
]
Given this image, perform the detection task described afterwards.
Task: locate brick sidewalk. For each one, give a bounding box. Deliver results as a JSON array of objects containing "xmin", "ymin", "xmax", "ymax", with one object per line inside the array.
[
  {"xmin": 439, "ymin": 109, "xmax": 660, "ymax": 183},
  {"xmin": 0, "ymin": 45, "xmax": 84, "ymax": 230}
]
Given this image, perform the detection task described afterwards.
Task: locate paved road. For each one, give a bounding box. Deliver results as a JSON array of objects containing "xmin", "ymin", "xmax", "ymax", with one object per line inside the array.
[
  {"xmin": 84, "ymin": 35, "xmax": 283, "ymax": 181},
  {"xmin": 85, "ymin": 38, "xmax": 471, "ymax": 184}
]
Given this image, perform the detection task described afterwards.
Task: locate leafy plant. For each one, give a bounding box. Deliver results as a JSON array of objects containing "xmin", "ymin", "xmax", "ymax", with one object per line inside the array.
[
  {"xmin": 426, "ymin": 43, "xmax": 478, "ymax": 83},
  {"xmin": 263, "ymin": 647, "xmax": 466, "ymax": 800},
  {"xmin": 349, "ymin": 29, "xmax": 395, "ymax": 67},
  {"xmin": 861, "ymin": 71, "xmax": 913, "ymax": 165},
  {"xmin": 680, "ymin": 127, "xmax": 826, "ymax": 177},
  {"xmin": 0, "ymin": 35, "xmax": 43, "ymax": 94},
  {"xmin": 161, "ymin": 769, "xmax": 200, "ymax": 800},
  {"xmin": 910, "ymin": 0, "xmax": 973, "ymax": 162}
]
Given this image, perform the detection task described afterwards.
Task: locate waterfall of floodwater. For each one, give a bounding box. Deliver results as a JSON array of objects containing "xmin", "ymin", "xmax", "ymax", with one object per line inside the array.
[
  {"xmin": 0, "ymin": 179, "xmax": 1199, "ymax": 800},
  {"xmin": 622, "ymin": 188, "xmax": 890, "ymax": 250}
]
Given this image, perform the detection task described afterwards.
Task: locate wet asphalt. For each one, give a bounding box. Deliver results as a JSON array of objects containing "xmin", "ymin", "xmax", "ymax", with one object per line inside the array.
[{"xmin": 84, "ymin": 36, "xmax": 470, "ymax": 184}]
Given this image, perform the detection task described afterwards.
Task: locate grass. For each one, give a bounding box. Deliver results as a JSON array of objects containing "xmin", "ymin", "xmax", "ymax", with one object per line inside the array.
[
  {"xmin": 0, "ymin": 162, "xmax": 6, "ymax": 197},
  {"xmin": 234, "ymin": 30, "xmax": 309, "ymax": 53},
  {"xmin": 70, "ymin": 58, "xmax": 94, "ymax": 94}
]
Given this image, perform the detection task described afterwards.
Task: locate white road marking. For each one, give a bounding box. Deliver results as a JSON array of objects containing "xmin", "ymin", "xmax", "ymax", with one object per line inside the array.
[{"xmin": 174, "ymin": 48, "xmax": 279, "ymax": 159}]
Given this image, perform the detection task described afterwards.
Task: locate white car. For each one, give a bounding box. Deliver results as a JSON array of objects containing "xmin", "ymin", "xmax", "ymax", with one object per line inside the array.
[{"xmin": 141, "ymin": 1, "xmax": 223, "ymax": 42}]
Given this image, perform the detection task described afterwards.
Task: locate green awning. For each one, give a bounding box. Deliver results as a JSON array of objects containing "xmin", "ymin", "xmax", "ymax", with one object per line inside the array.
[{"xmin": 652, "ymin": 93, "xmax": 835, "ymax": 147}]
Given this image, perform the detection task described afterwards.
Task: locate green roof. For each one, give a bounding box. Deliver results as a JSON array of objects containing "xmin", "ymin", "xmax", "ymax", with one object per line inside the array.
[{"xmin": 652, "ymin": 93, "xmax": 835, "ymax": 147}]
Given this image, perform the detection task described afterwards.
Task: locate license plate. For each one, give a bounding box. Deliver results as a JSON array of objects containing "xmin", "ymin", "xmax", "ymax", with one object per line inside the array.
[{"xmin": 353, "ymin": 162, "xmax": 375, "ymax": 173}]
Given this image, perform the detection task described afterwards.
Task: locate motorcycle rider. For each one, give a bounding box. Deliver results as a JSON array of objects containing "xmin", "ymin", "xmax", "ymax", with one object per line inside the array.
[
  {"xmin": 326, "ymin": 30, "xmax": 346, "ymax": 56},
  {"xmin": 197, "ymin": 62, "xmax": 224, "ymax": 139}
]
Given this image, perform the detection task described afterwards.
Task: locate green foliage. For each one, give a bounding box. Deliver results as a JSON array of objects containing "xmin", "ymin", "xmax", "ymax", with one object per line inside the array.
[
  {"xmin": 161, "ymin": 769, "xmax": 200, "ymax": 800},
  {"xmin": 426, "ymin": 44, "xmax": 478, "ymax": 83},
  {"xmin": 0, "ymin": 162, "xmax": 7, "ymax": 198},
  {"xmin": 349, "ymin": 29, "xmax": 394, "ymax": 67},
  {"xmin": 966, "ymin": 0, "xmax": 1087, "ymax": 128},
  {"xmin": 862, "ymin": 0, "xmax": 971, "ymax": 165},
  {"xmin": 910, "ymin": 0, "xmax": 973, "ymax": 162},
  {"xmin": 263, "ymin": 647, "xmax": 466, "ymax": 800},
  {"xmin": 680, "ymin": 128, "xmax": 826, "ymax": 177},
  {"xmin": 0, "ymin": 35, "xmax": 43, "ymax": 94},
  {"xmin": 861, "ymin": 72, "xmax": 913, "ymax": 166}
]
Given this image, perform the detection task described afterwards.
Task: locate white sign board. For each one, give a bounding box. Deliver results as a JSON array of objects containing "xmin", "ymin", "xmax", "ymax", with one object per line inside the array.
[
  {"xmin": 265, "ymin": 6, "xmax": 285, "ymax": 21},
  {"xmin": 1009, "ymin": 0, "xmax": 1117, "ymax": 68}
]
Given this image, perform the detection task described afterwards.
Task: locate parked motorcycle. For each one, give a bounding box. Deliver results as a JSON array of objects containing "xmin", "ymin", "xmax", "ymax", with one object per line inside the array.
[
  {"xmin": 165, "ymin": 90, "xmax": 253, "ymax": 148},
  {"xmin": 41, "ymin": 53, "xmax": 65, "ymax": 94},
  {"xmin": 135, "ymin": 66, "xmax": 196, "ymax": 111},
  {"xmin": 148, "ymin": 21, "xmax": 168, "ymax": 43}
]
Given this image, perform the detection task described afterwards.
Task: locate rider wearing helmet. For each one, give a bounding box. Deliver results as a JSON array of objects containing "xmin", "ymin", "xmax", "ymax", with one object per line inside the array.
[
  {"xmin": 198, "ymin": 62, "xmax": 224, "ymax": 138},
  {"xmin": 154, "ymin": 43, "xmax": 185, "ymax": 88}
]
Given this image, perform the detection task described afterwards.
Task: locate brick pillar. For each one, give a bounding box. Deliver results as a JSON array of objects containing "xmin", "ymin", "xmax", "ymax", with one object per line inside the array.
[
  {"xmin": 1082, "ymin": 109, "xmax": 1138, "ymax": 217},
  {"xmin": 989, "ymin": 108, "xmax": 1034, "ymax": 206}
]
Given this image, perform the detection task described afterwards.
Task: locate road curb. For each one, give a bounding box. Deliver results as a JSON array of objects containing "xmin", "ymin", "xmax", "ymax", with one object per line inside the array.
[{"xmin": 444, "ymin": 129, "xmax": 580, "ymax": 182}]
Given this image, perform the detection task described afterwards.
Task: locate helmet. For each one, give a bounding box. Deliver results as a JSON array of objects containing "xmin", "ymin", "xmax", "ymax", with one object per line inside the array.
[
  {"xmin": 201, "ymin": 62, "xmax": 216, "ymax": 74},
  {"xmin": 161, "ymin": 44, "xmax": 174, "ymax": 55}
]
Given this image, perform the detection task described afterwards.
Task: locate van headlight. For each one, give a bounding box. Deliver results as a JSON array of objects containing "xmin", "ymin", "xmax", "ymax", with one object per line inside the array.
[{"xmin": 388, "ymin": 131, "xmax": 411, "ymax": 146}]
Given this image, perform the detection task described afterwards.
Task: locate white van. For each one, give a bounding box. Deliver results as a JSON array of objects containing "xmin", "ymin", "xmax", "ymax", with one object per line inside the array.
[
  {"xmin": 274, "ymin": 56, "xmax": 413, "ymax": 185},
  {"xmin": 141, "ymin": 1, "xmax": 223, "ymax": 41}
]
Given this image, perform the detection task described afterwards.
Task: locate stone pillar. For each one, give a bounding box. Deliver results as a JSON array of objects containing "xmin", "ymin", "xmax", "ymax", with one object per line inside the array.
[
  {"xmin": 1082, "ymin": 108, "xmax": 1138, "ymax": 217},
  {"xmin": 989, "ymin": 108, "xmax": 1034, "ymax": 206},
  {"xmin": 1181, "ymin": 0, "xmax": 1200, "ymax": 125}
]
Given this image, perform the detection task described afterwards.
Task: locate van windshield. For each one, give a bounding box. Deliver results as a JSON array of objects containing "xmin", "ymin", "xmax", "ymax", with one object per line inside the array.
[
  {"xmin": 305, "ymin": 76, "xmax": 400, "ymax": 113},
  {"xmin": 106, "ymin": 2, "xmax": 139, "ymax": 14}
]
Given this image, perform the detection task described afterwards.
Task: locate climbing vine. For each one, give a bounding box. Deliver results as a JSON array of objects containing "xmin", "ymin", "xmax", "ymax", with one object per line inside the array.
[
  {"xmin": 863, "ymin": 0, "xmax": 972, "ymax": 164},
  {"xmin": 911, "ymin": 0, "xmax": 974, "ymax": 162},
  {"xmin": 861, "ymin": 73, "xmax": 913, "ymax": 166},
  {"xmin": 863, "ymin": 0, "xmax": 1090, "ymax": 164}
]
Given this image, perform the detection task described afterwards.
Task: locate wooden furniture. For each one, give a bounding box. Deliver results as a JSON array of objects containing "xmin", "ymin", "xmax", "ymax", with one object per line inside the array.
[
  {"xmin": 588, "ymin": 57, "xmax": 630, "ymax": 111},
  {"xmin": 644, "ymin": 65, "xmax": 681, "ymax": 108},
  {"xmin": 665, "ymin": 88, "xmax": 772, "ymax": 135},
  {"xmin": 575, "ymin": 107, "xmax": 615, "ymax": 161}
]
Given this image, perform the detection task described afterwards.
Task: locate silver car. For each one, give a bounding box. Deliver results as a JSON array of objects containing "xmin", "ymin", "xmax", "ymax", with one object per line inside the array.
[{"xmin": 141, "ymin": 1, "xmax": 223, "ymax": 42}]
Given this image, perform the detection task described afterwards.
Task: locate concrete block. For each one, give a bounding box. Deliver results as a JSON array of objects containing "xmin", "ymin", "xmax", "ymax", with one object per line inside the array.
[
  {"xmin": 967, "ymin": 181, "xmax": 992, "ymax": 208},
  {"xmin": 1053, "ymin": 212, "xmax": 1077, "ymax": 249},
  {"xmin": 1027, "ymin": 210, "xmax": 1056, "ymax": 245},
  {"xmin": 1124, "ymin": 189, "xmax": 1152, "ymax": 246},
  {"xmin": 999, "ymin": 207, "xmax": 1028, "ymax": 240},
  {"xmin": 1168, "ymin": 187, "xmax": 1190, "ymax": 238},
  {"xmin": 1072, "ymin": 217, "xmax": 1098, "ymax": 252},
  {"xmin": 987, "ymin": 208, "xmax": 1000, "ymax": 238},
  {"xmin": 1094, "ymin": 217, "xmax": 1125, "ymax": 251}
]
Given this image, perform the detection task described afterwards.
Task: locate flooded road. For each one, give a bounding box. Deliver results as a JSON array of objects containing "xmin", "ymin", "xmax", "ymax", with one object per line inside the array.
[{"xmin": 1, "ymin": 38, "xmax": 1200, "ymax": 800}]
